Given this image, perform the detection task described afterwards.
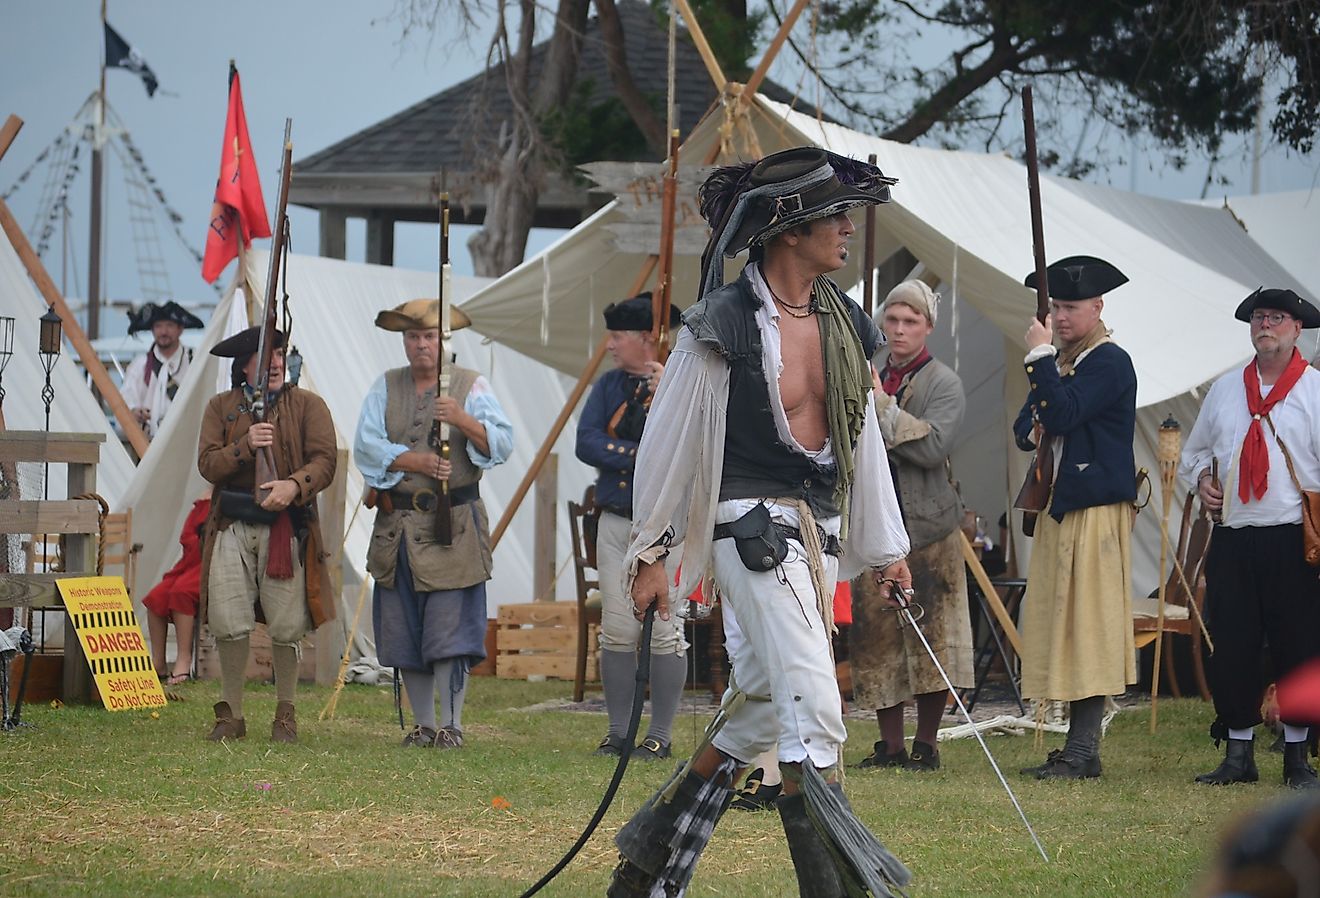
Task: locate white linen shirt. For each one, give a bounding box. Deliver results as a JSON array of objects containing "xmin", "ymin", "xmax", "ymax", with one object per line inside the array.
[
  {"xmin": 625, "ymin": 265, "xmax": 910, "ymax": 599},
  {"xmin": 1180, "ymin": 362, "xmax": 1320, "ymax": 528}
]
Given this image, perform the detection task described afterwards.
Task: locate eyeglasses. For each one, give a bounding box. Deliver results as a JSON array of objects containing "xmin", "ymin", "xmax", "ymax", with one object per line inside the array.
[{"xmin": 1251, "ymin": 311, "xmax": 1293, "ymax": 326}]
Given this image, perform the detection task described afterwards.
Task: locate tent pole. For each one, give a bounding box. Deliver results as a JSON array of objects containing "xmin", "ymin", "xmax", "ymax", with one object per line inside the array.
[
  {"xmin": 742, "ymin": 0, "xmax": 810, "ymax": 101},
  {"xmin": 0, "ymin": 115, "xmax": 22, "ymax": 163},
  {"xmin": 490, "ymin": 254, "xmax": 660, "ymax": 550},
  {"xmin": 0, "ymin": 193, "xmax": 150, "ymax": 459},
  {"xmin": 672, "ymin": 0, "xmax": 726, "ymax": 90}
]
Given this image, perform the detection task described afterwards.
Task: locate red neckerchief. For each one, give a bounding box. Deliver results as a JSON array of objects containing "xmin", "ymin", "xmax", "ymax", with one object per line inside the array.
[
  {"xmin": 1240, "ymin": 347, "xmax": 1309, "ymax": 503},
  {"xmin": 880, "ymin": 347, "xmax": 931, "ymax": 397}
]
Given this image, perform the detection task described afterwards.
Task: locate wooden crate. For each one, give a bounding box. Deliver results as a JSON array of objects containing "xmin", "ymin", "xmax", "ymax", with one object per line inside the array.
[{"xmin": 495, "ymin": 602, "xmax": 598, "ymax": 682}]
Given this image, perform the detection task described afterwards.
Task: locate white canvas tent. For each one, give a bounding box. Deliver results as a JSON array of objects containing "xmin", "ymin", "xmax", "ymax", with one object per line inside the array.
[
  {"xmin": 458, "ymin": 93, "xmax": 1309, "ymax": 594},
  {"xmin": 117, "ymin": 250, "xmax": 594, "ymax": 661},
  {"xmin": 1199, "ymin": 189, "xmax": 1320, "ymax": 304}
]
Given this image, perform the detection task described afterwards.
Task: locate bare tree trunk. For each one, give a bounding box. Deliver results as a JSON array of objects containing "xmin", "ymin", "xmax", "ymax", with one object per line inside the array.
[
  {"xmin": 595, "ymin": 0, "xmax": 666, "ymax": 154},
  {"xmin": 468, "ymin": 0, "xmax": 591, "ymax": 277}
]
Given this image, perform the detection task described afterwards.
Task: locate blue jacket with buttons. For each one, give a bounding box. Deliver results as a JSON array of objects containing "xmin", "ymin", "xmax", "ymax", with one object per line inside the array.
[
  {"xmin": 1013, "ymin": 341, "xmax": 1137, "ymax": 521},
  {"xmin": 576, "ymin": 367, "xmax": 645, "ymax": 513}
]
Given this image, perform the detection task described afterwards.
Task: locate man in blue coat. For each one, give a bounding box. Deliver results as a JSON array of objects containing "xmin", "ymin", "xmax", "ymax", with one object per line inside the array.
[
  {"xmin": 576, "ymin": 294, "xmax": 688, "ymax": 760},
  {"xmin": 1013, "ymin": 255, "xmax": 1138, "ymax": 780}
]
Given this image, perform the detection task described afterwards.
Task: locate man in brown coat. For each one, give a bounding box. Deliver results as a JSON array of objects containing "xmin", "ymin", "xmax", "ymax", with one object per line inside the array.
[{"xmin": 197, "ymin": 325, "xmax": 336, "ymax": 743}]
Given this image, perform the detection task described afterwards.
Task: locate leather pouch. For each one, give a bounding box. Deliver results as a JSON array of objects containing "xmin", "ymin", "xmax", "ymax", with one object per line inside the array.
[
  {"xmin": 217, "ymin": 489, "xmax": 280, "ymax": 526},
  {"xmin": 726, "ymin": 503, "xmax": 789, "ymax": 572}
]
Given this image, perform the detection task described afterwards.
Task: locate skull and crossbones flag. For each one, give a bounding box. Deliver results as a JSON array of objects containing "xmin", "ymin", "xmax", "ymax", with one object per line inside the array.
[{"xmin": 104, "ymin": 22, "xmax": 159, "ymax": 98}]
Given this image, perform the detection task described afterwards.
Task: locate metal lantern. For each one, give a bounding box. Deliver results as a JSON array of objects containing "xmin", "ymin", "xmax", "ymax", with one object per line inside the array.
[
  {"xmin": 0, "ymin": 315, "xmax": 14, "ymax": 410},
  {"xmin": 36, "ymin": 306, "xmax": 63, "ymax": 499}
]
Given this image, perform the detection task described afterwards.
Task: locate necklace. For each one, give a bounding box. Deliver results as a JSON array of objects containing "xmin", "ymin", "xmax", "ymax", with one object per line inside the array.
[{"xmin": 767, "ymin": 283, "xmax": 816, "ymax": 318}]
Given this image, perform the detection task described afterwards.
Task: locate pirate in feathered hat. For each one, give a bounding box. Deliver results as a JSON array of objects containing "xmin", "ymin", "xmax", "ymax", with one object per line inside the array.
[
  {"xmin": 121, "ymin": 300, "xmax": 204, "ymax": 439},
  {"xmin": 608, "ymin": 148, "xmax": 914, "ymax": 898}
]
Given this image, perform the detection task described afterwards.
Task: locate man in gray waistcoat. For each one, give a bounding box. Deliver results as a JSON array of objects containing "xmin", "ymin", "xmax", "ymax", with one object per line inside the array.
[
  {"xmin": 851, "ymin": 280, "xmax": 974, "ymax": 772},
  {"xmin": 353, "ymin": 299, "xmax": 514, "ymax": 748}
]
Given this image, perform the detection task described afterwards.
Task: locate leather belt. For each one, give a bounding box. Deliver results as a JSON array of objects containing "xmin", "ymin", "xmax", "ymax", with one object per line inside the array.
[
  {"xmin": 388, "ymin": 482, "xmax": 480, "ymax": 512},
  {"xmin": 600, "ymin": 505, "xmax": 633, "ymax": 518},
  {"xmin": 712, "ymin": 519, "xmax": 842, "ymax": 557}
]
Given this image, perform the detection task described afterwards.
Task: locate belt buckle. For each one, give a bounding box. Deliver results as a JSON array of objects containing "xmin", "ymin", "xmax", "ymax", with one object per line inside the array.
[{"xmin": 412, "ymin": 488, "xmax": 437, "ymax": 512}]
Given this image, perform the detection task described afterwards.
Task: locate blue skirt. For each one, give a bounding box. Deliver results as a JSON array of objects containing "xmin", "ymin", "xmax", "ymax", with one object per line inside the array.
[{"xmin": 372, "ymin": 542, "xmax": 488, "ymax": 671}]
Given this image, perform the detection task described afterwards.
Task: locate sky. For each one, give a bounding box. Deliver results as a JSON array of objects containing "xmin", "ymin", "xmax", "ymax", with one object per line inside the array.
[{"xmin": 2, "ymin": 1, "xmax": 1318, "ymax": 337}]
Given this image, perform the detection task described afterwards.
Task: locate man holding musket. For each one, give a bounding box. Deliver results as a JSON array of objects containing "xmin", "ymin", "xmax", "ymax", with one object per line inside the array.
[
  {"xmin": 354, "ymin": 299, "xmax": 513, "ymax": 749},
  {"xmin": 575, "ymin": 293, "xmax": 688, "ymax": 761},
  {"xmin": 610, "ymin": 147, "xmax": 912, "ymax": 898},
  {"xmin": 1181, "ymin": 287, "xmax": 1320, "ymax": 789},
  {"xmin": 1013, "ymin": 255, "xmax": 1137, "ymax": 780},
  {"xmin": 198, "ymin": 326, "xmax": 337, "ymax": 743}
]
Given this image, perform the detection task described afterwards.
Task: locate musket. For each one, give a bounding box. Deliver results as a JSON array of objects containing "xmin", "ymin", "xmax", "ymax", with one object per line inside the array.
[
  {"xmin": 651, "ymin": 129, "xmax": 680, "ymax": 364},
  {"xmin": 251, "ymin": 118, "xmax": 293, "ymax": 506},
  {"xmin": 430, "ymin": 190, "xmax": 453, "ymax": 545},
  {"xmin": 1013, "ymin": 86, "xmax": 1053, "ymax": 537}
]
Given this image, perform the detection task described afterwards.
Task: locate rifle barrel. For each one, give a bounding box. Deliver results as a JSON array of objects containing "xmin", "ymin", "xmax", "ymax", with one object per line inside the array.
[{"xmin": 1021, "ymin": 87, "xmax": 1049, "ymax": 324}]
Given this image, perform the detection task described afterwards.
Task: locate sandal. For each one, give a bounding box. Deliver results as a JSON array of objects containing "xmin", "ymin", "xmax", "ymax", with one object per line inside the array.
[{"xmin": 165, "ymin": 673, "xmax": 191, "ymax": 686}]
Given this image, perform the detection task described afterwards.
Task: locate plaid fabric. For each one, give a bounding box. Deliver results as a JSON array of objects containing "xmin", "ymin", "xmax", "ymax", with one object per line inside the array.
[{"xmin": 649, "ymin": 758, "xmax": 737, "ymax": 897}]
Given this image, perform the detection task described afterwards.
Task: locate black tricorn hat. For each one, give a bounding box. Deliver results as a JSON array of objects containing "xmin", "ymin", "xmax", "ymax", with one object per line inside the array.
[
  {"xmin": 1024, "ymin": 255, "xmax": 1129, "ymax": 301},
  {"xmin": 1235, "ymin": 287, "xmax": 1320, "ymax": 329},
  {"xmin": 700, "ymin": 147, "xmax": 897, "ymax": 259},
  {"xmin": 209, "ymin": 325, "xmax": 286, "ymax": 359},
  {"xmin": 126, "ymin": 300, "xmax": 204, "ymax": 335},
  {"xmin": 603, "ymin": 293, "xmax": 683, "ymax": 332}
]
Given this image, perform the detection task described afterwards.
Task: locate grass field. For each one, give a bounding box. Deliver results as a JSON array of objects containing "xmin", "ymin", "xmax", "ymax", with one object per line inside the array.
[{"xmin": 0, "ymin": 679, "xmax": 1293, "ymax": 897}]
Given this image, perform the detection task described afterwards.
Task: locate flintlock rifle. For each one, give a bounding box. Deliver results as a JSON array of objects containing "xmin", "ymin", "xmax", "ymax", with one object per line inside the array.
[{"xmin": 430, "ymin": 191, "xmax": 454, "ymax": 545}]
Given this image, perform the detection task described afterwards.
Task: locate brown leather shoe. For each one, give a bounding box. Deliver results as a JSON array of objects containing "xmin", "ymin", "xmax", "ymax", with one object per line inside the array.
[
  {"xmin": 271, "ymin": 701, "xmax": 297, "ymax": 744},
  {"xmin": 207, "ymin": 701, "xmax": 246, "ymax": 741}
]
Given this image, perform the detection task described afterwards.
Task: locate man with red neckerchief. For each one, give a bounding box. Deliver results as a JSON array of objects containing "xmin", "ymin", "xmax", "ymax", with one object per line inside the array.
[{"xmin": 1182, "ymin": 287, "xmax": 1320, "ymax": 790}]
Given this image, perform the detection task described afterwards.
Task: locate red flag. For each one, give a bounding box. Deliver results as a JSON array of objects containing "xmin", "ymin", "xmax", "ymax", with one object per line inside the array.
[{"xmin": 202, "ymin": 67, "xmax": 271, "ymax": 283}]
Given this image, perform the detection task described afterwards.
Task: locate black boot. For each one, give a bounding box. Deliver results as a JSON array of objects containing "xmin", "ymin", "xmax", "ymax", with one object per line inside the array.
[
  {"xmin": 1033, "ymin": 697, "xmax": 1103, "ymax": 780},
  {"xmin": 1284, "ymin": 741, "xmax": 1320, "ymax": 789},
  {"xmin": 607, "ymin": 767, "xmax": 734, "ymax": 897},
  {"xmin": 1195, "ymin": 738, "xmax": 1258, "ymax": 785},
  {"xmin": 777, "ymin": 792, "xmax": 846, "ymax": 898}
]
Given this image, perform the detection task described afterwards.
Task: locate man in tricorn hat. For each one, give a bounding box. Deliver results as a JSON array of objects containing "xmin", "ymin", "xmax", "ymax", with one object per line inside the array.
[
  {"xmin": 575, "ymin": 293, "xmax": 687, "ymax": 761},
  {"xmin": 1013, "ymin": 254, "xmax": 1137, "ymax": 780},
  {"xmin": 1181, "ymin": 287, "xmax": 1320, "ymax": 789},
  {"xmin": 122, "ymin": 300, "xmax": 204, "ymax": 439},
  {"xmin": 197, "ymin": 325, "xmax": 337, "ymax": 743},
  {"xmin": 611, "ymin": 147, "xmax": 913, "ymax": 897},
  {"xmin": 353, "ymin": 299, "xmax": 512, "ymax": 749}
]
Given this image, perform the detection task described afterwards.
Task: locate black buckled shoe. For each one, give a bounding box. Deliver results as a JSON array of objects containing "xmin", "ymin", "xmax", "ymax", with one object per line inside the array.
[
  {"xmin": 855, "ymin": 740, "xmax": 908, "ymax": 769},
  {"xmin": 730, "ymin": 768, "xmax": 783, "ymax": 811},
  {"xmin": 1284, "ymin": 741, "xmax": 1320, "ymax": 789},
  {"xmin": 1195, "ymin": 738, "xmax": 1258, "ymax": 785},
  {"xmin": 904, "ymin": 740, "xmax": 941, "ymax": 772},
  {"xmin": 631, "ymin": 737, "xmax": 672, "ymax": 760},
  {"xmin": 594, "ymin": 734, "xmax": 626, "ymax": 757}
]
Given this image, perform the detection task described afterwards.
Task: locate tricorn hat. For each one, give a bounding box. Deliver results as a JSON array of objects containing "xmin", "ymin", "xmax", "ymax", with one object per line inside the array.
[
  {"xmin": 1023, "ymin": 255, "xmax": 1128, "ymax": 301},
  {"xmin": 374, "ymin": 298, "xmax": 472, "ymax": 332},
  {"xmin": 126, "ymin": 300, "xmax": 204, "ymax": 335},
  {"xmin": 209, "ymin": 325, "xmax": 285, "ymax": 359},
  {"xmin": 1235, "ymin": 287, "xmax": 1320, "ymax": 329},
  {"xmin": 697, "ymin": 147, "xmax": 897, "ymax": 298},
  {"xmin": 603, "ymin": 293, "xmax": 683, "ymax": 332}
]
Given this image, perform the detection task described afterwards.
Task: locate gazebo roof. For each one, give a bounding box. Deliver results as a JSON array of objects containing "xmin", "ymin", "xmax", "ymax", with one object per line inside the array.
[{"xmin": 290, "ymin": 0, "xmax": 823, "ymax": 227}]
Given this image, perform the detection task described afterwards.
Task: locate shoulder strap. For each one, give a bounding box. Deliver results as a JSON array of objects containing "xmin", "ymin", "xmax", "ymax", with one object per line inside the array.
[{"xmin": 1264, "ymin": 413, "xmax": 1306, "ymax": 495}]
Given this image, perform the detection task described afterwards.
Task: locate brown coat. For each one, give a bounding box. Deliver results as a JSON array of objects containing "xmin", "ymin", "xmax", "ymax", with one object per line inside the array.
[{"xmin": 197, "ymin": 385, "xmax": 338, "ymax": 628}]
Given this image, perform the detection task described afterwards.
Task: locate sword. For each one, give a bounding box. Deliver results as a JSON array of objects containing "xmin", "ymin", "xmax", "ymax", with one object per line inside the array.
[{"xmin": 884, "ymin": 579, "xmax": 1051, "ymax": 863}]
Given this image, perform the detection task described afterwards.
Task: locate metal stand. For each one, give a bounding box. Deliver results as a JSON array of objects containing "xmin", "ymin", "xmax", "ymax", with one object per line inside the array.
[{"xmin": 960, "ymin": 576, "xmax": 1026, "ymax": 715}]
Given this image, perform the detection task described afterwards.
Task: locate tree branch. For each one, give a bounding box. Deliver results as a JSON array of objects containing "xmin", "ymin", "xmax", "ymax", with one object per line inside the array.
[{"xmin": 592, "ymin": 0, "xmax": 667, "ymax": 154}]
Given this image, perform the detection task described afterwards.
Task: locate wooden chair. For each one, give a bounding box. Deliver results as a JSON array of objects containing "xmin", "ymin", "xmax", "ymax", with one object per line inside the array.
[
  {"xmin": 1132, "ymin": 490, "xmax": 1213, "ymax": 701},
  {"xmin": 99, "ymin": 510, "xmax": 141, "ymax": 597},
  {"xmin": 569, "ymin": 486, "xmax": 600, "ymax": 703}
]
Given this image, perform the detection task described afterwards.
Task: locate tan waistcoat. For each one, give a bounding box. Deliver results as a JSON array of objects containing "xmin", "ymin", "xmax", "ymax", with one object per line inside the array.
[{"xmin": 366, "ymin": 366, "xmax": 493, "ymax": 591}]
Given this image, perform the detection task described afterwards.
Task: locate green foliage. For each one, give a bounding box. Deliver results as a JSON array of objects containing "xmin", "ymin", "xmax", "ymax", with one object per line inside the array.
[
  {"xmin": 649, "ymin": 0, "xmax": 766, "ymax": 80},
  {"xmin": 541, "ymin": 78, "xmax": 657, "ymax": 173},
  {"xmin": 0, "ymin": 681, "xmax": 1293, "ymax": 897}
]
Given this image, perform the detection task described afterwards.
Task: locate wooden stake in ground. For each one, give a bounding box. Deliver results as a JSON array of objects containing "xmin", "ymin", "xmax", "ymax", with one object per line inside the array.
[{"xmin": 1150, "ymin": 415, "xmax": 1181, "ymax": 732}]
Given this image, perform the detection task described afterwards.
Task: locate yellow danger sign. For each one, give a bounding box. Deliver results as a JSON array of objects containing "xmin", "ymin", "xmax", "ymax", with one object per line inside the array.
[{"xmin": 58, "ymin": 576, "xmax": 166, "ymax": 711}]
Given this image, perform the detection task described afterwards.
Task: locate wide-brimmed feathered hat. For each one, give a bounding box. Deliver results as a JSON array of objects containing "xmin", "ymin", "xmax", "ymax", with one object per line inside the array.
[
  {"xmin": 1023, "ymin": 255, "xmax": 1128, "ymax": 301},
  {"xmin": 697, "ymin": 147, "xmax": 897, "ymax": 297},
  {"xmin": 126, "ymin": 300, "xmax": 204, "ymax": 335},
  {"xmin": 1235, "ymin": 287, "xmax": 1320, "ymax": 329},
  {"xmin": 603, "ymin": 293, "xmax": 683, "ymax": 332}
]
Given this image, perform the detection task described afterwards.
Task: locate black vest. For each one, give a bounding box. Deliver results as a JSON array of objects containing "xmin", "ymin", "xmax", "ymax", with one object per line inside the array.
[{"xmin": 683, "ymin": 269, "xmax": 881, "ymax": 517}]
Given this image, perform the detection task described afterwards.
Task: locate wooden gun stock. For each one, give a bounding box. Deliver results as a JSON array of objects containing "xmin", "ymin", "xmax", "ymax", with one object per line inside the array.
[
  {"xmin": 1014, "ymin": 421, "xmax": 1053, "ymax": 536},
  {"xmin": 1209, "ymin": 457, "xmax": 1222, "ymax": 523},
  {"xmin": 431, "ymin": 190, "xmax": 453, "ymax": 545}
]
